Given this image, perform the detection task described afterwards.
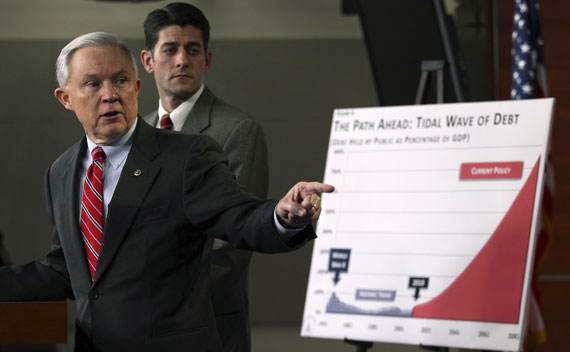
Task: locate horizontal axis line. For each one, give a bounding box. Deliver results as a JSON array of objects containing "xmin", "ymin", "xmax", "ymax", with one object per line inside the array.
[
  {"xmin": 333, "ymin": 231, "xmax": 490, "ymax": 236},
  {"xmin": 341, "ymin": 189, "xmax": 520, "ymax": 194},
  {"xmin": 339, "ymin": 210, "xmax": 505, "ymax": 214},
  {"xmin": 334, "ymin": 291, "xmax": 438, "ymax": 299},
  {"xmin": 352, "ymin": 252, "xmax": 474, "ymax": 258},
  {"xmin": 316, "ymin": 270, "xmax": 457, "ymax": 279}
]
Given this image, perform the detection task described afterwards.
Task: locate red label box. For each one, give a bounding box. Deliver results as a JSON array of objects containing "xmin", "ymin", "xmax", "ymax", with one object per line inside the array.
[{"xmin": 460, "ymin": 162, "xmax": 524, "ymax": 180}]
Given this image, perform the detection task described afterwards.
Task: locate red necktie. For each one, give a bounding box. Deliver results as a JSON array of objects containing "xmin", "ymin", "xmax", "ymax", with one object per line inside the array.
[
  {"xmin": 80, "ymin": 146, "xmax": 105, "ymax": 280},
  {"xmin": 160, "ymin": 113, "xmax": 173, "ymax": 130}
]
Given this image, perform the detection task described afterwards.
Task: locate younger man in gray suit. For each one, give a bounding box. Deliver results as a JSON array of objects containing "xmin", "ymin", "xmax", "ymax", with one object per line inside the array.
[{"xmin": 140, "ymin": 3, "xmax": 267, "ymax": 351}]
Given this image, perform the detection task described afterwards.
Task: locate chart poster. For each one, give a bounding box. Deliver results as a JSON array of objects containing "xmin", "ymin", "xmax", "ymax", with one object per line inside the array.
[{"xmin": 301, "ymin": 99, "xmax": 554, "ymax": 351}]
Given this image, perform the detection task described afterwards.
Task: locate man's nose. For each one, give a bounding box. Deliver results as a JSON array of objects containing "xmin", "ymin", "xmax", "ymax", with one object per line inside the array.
[
  {"xmin": 175, "ymin": 50, "xmax": 190, "ymax": 67},
  {"xmin": 101, "ymin": 82, "xmax": 119, "ymax": 102}
]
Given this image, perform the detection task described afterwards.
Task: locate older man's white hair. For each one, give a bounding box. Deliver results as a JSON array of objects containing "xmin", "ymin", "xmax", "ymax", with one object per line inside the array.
[{"xmin": 55, "ymin": 32, "xmax": 139, "ymax": 87}]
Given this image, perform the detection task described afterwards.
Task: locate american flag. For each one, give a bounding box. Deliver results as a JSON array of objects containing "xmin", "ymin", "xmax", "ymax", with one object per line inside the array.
[
  {"xmin": 511, "ymin": 0, "xmax": 547, "ymax": 99},
  {"xmin": 511, "ymin": 0, "xmax": 552, "ymax": 350}
]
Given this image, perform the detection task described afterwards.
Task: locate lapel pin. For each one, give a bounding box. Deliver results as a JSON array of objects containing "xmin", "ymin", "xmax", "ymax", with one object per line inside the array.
[{"xmin": 134, "ymin": 169, "xmax": 142, "ymax": 176}]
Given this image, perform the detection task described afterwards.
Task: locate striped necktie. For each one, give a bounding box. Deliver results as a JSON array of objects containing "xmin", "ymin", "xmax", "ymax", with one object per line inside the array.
[
  {"xmin": 160, "ymin": 113, "xmax": 173, "ymax": 130},
  {"xmin": 81, "ymin": 146, "xmax": 105, "ymax": 280}
]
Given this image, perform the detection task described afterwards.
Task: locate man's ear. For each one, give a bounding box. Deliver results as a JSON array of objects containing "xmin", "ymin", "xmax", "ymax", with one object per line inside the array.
[
  {"xmin": 141, "ymin": 50, "xmax": 154, "ymax": 74},
  {"xmin": 135, "ymin": 78, "xmax": 141, "ymax": 94},
  {"xmin": 54, "ymin": 87, "xmax": 74, "ymax": 111}
]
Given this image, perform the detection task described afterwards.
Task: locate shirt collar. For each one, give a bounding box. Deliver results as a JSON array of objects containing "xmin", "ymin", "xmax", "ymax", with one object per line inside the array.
[
  {"xmin": 158, "ymin": 84, "xmax": 205, "ymax": 131},
  {"xmin": 86, "ymin": 118, "xmax": 137, "ymax": 170}
]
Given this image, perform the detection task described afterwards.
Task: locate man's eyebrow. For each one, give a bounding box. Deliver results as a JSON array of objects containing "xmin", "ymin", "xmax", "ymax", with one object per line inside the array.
[
  {"xmin": 160, "ymin": 41, "xmax": 178, "ymax": 47},
  {"xmin": 81, "ymin": 73, "xmax": 100, "ymax": 81},
  {"xmin": 80, "ymin": 69, "xmax": 130, "ymax": 82},
  {"xmin": 112, "ymin": 69, "xmax": 130, "ymax": 77},
  {"xmin": 160, "ymin": 41, "xmax": 202, "ymax": 48}
]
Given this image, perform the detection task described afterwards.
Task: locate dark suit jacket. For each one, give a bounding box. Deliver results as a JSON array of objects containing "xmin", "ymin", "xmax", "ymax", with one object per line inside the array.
[
  {"xmin": 143, "ymin": 86, "xmax": 268, "ymax": 352},
  {"xmin": 0, "ymin": 119, "xmax": 313, "ymax": 351}
]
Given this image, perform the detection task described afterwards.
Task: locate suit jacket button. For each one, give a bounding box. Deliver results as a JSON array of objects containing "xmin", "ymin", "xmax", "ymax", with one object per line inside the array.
[{"xmin": 89, "ymin": 291, "xmax": 99, "ymax": 300}]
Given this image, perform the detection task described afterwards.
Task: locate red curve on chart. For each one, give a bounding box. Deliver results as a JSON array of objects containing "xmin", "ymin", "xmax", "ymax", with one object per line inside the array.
[{"xmin": 412, "ymin": 157, "xmax": 541, "ymax": 323}]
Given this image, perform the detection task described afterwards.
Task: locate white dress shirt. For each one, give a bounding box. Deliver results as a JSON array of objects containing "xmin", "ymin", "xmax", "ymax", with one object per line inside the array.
[
  {"xmin": 80, "ymin": 119, "xmax": 137, "ymax": 222},
  {"xmin": 155, "ymin": 85, "xmax": 204, "ymax": 130}
]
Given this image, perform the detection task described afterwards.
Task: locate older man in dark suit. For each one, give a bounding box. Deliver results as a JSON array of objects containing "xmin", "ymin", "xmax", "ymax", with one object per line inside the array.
[
  {"xmin": 0, "ymin": 32, "xmax": 331, "ymax": 351},
  {"xmin": 140, "ymin": 4, "xmax": 267, "ymax": 351}
]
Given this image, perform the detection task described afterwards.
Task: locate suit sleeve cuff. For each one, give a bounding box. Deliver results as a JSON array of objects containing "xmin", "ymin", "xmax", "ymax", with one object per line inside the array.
[{"xmin": 273, "ymin": 207, "xmax": 306, "ymax": 242}]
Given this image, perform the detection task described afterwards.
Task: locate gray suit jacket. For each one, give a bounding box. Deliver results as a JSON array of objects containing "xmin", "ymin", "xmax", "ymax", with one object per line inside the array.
[
  {"xmin": 143, "ymin": 86, "xmax": 268, "ymax": 352},
  {"xmin": 0, "ymin": 119, "xmax": 312, "ymax": 351}
]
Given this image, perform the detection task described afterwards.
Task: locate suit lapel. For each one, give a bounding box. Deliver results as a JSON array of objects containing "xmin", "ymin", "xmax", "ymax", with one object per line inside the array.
[
  {"xmin": 180, "ymin": 86, "xmax": 214, "ymax": 135},
  {"xmin": 93, "ymin": 121, "xmax": 161, "ymax": 284},
  {"xmin": 56, "ymin": 139, "xmax": 93, "ymax": 288},
  {"xmin": 142, "ymin": 111, "xmax": 159, "ymax": 128}
]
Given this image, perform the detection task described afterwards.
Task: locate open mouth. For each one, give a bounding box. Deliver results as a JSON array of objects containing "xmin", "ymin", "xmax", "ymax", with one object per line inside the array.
[{"xmin": 101, "ymin": 110, "xmax": 121, "ymax": 118}]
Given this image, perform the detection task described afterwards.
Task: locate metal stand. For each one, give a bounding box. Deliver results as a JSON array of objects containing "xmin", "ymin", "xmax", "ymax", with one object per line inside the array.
[
  {"xmin": 415, "ymin": 59, "xmax": 449, "ymax": 352},
  {"xmin": 414, "ymin": 60, "xmax": 445, "ymax": 105},
  {"xmin": 419, "ymin": 343, "xmax": 450, "ymax": 352},
  {"xmin": 345, "ymin": 59, "xmax": 449, "ymax": 352},
  {"xmin": 344, "ymin": 338, "xmax": 373, "ymax": 352}
]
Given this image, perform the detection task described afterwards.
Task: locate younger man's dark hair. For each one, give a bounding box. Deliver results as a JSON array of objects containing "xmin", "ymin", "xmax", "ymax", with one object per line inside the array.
[{"xmin": 143, "ymin": 2, "xmax": 211, "ymax": 52}]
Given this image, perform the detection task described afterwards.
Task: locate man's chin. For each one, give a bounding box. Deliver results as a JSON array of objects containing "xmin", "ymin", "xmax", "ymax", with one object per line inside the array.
[
  {"xmin": 91, "ymin": 125, "xmax": 128, "ymax": 145},
  {"xmin": 169, "ymin": 86, "xmax": 198, "ymax": 101}
]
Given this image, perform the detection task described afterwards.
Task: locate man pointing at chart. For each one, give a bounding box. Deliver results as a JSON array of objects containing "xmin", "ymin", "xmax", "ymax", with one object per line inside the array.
[{"xmin": 0, "ymin": 31, "xmax": 333, "ymax": 351}]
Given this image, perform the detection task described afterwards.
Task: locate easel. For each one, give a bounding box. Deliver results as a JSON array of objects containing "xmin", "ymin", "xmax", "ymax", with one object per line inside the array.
[
  {"xmin": 414, "ymin": 57, "xmax": 450, "ymax": 352},
  {"xmin": 419, "ymin": 343, "xmax": 450, "ymax": 352},
  {"xmin": 342, "ymin": 59, "xmax": 450, "ymax": 352},
  {"xmin": 345, "ymin": 338, "xmax": 373, "ymax": 352},
  {"xmin": 342, "ymin": 59, "xmax": 452, "ymax": 352},
  {"xmin": 343, "ymin": 338, "xmax": 451, "ymax": 351},
  {"xmin": 343, "ymin": 2, "xmax": 462, "ymax": 348},
  {"xmin": 415, "ymin": 60, "xmax": 445, "ymax": 105}
]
